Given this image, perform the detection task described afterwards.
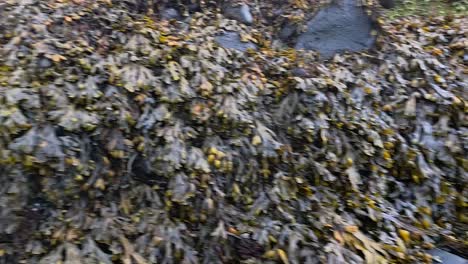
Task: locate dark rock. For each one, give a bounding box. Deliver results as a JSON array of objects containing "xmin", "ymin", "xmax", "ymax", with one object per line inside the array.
[
  {"xmin": 428, "ymin": 248, "xmax": 468, "ymax": 264},
  {"xmin": 130, "ymin": 155, "xmax": 168, "ymax": 189},
  {"xmin": 26, "ymin": 197, "xmax": 54, "ymax": 220},
  {"xmin": 223, "ymin": 4, "xmax": 253, "ymax": 25},
  {"xmin": 215, "ymin": 31, "xmax": 257, "ymax": 52},
  {"xmin": 379, "ymin": 0, "xmax": 396, "ymax": 9},
  {"xmin": 187, "ymin": 3, "xmax": 201, "ymax": 13},
  {"xmin": 132, "ymin": 0, "xmax": 149, "ymax": 13},
  {"xmin": 131, "ymin": 155, "xmax": 154, "ymax": 183},
  {"xmin": 294, "ymin": 0, "xmax": 376, "ymax": 59},
  {"xmin": 279, "ymin": 23, "xmax": 298, "ymax": 43},
  {"xmin": 291, "ymin": 67, "xmax": 310, "ymax": 78},
  {"xmin": 160, "ymin": 8, "xmax": 181, "ymax": 20}
]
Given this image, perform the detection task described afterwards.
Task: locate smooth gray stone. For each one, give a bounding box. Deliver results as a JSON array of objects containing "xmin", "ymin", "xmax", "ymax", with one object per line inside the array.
[
  {"xmin": 224, "ymin": 4, "xmax": 253, "ymax": 25},
  {"xmin": 160, "ymin": 8, "xmax": 181, "ymax": 20},
  {"xmin": 290, "ymin": 67, "xmax": 310, "ymax": 78},
  {"xmin": 429, "ymin": 249, "xmax": 468, "ymax": 264},
  {"xmin": 38, "ymin": 58, "xmax": 52, "ymax": 68},
  {"xmin": 295, "ymin": 0, "xmax": 376, "ymax": 59},
  {"xmin": 215, "ymin": 32, "xmax": 257, "ymax": 52}
]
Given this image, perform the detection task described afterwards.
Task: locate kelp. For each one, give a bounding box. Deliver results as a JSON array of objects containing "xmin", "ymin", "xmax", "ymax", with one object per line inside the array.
[{"xmin": 0, "ymin": 0, "xmax": 467, "ymax": 263}]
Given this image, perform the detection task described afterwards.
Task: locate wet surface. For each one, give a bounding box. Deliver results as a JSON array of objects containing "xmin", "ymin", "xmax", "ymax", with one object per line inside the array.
[
  {"xmin": 223, "ymin": 4, "xmax": 253, "ymax": 25},
  {"xmin": 295, "ymin": 0, "xmax": 376, "ymax": 58},
  {"xmin": 429, "ymin": 249, "xmax": 468, "ymax": 264},
  {"xmin": 215, "ymin": 31, "xmax": 258, "ymax": 52},
  {"xmin": 160, "ymin": 8, "xmax": 181, "ymax": 21}
]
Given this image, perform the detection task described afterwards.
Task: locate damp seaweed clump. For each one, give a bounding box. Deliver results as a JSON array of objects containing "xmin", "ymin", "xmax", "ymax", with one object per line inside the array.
[{"xmin": 0, "ymin": 0, "xmax": 467, "ymax": 263}]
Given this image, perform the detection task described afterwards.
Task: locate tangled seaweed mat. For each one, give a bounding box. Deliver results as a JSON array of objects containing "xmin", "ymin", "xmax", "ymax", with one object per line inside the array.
[{"xmin": 0, "ymin": 0, "xmax": 466, "ymax": 263}]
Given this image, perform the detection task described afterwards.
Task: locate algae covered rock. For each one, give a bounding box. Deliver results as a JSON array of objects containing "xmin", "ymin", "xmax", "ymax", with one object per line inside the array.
[{"xmin": 0, "ymin": 0, "xmax": 466, "ymax": 263}]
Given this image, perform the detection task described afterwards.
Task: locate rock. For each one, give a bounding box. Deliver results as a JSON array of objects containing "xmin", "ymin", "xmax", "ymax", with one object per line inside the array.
[
  {"xmin": 187, "ymin": 3, "xmax": 201, "ymax": 13},
  {"xmin": 223, "ymin": 4, "xmax": 253, "ymax": 25},
  {"xmin": 379, "ymin": 0, "xmax": 396, "ymax": 9},
  {"xmin": 279, "ymin": 23, "xmax": 298, "ymax": 43},
  {"xmin": 215, "ymin": 31, "xmax": 257, "ymax": 52},
  {"xmin": 160, "ymin": 8, "xmax": 181, "ymax": 20},
  {"xmin": 294, "ymin": 0, "xmax": 376, "ymax": 59},
  {"xmin": 38, "ymin": 58, "xmax": 52, "ymax": 68},
  {"xmin": 428, "ymin": 249, "xmax": 468, "ymax": 264},
  {"xmin": 290, "ymin": 67, "xmax": 310, "ymax": 78}
]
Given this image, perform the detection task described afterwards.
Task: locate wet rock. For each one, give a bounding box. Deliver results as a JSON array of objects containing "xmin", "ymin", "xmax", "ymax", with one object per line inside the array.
[
  {"xmin": 279, "ymin": 23, "xmax": 298, "ymax": 43},
  {"xmin": 160, "ymin": 8, "xmax": 181, "ymax": 20},
  {"xmin": 215, "ymin": 31, "xmax": 257, "ymax": 52},
  {"xmin": 295, "ymin": 0, "xmax": 376, "ymax": 59},
  {"xmin": 131, "ymin": 155, "xmax": 156, "ymax": 184},
  {"xmin": 379, "ymin": 0, "xmax": 396, "ymax": 9},
  {"xmin": 290, "ymin": 67, "xmax": 310, "ymax": 78},
  {"xmin": 38, "ymin": 58, "xmax": 52, "ymax": 68},
  {"xmin": 26, "ymin": 197, "xmax": 54, "ymax": 220},
  {"xmin": 428, "ymin": 248, "xmax": 468, "ymax": 264},
  {"xmin": 223, "ymin": 4, "xmax": 253, "ymax": 25},
  {"xmin": 187, "ymin": 3, "xmax": 201, "ymax": 13}
]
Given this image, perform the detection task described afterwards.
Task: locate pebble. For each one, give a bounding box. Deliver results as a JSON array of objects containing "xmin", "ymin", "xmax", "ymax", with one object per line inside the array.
[{"xmin": 38, "ymin": 58, "xmax": 52, "ymax": 68}]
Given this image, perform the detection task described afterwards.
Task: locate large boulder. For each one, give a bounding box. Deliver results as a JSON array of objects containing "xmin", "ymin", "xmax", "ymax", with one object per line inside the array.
[{"xmin": 295, "ymin": 0, "xmax": 376, "ymax": 59}]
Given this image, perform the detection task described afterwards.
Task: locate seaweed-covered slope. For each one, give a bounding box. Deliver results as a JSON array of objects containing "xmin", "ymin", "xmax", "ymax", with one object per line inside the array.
[{"xmin": 0, "ymin": 0, "xmax": 466, "ymax": 263}]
